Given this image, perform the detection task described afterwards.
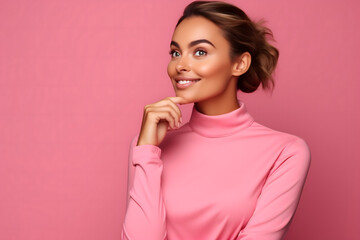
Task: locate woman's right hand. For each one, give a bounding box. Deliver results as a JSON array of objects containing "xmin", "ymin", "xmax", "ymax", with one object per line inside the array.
[{"xmin": 136, "ymin": 96, "xmax": 191, "ymax": 147}]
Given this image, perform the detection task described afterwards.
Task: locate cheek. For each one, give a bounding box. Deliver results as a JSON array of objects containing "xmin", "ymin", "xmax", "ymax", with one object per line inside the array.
[
  {"xmin": 167, "ymin": 61, "xmax": 174, "ymax": 77},
  {"xmin": 195, "ymin": 57, "xmax": 231, "ymax": 78}
]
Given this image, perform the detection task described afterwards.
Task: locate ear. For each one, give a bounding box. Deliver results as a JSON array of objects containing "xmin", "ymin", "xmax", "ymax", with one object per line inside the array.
[{"xmin": 232, "ymin": 52, "xmax": 251, "ymax": 77}]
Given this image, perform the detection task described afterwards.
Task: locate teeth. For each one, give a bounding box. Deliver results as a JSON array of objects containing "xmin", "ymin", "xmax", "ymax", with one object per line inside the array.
[
  {"xmin": 178, "ymin": 80, "xmax": 199, "ymax": 84},
  {"xmin": 179, "ymin": 80, "xmax": 192, "ymax": 84}
]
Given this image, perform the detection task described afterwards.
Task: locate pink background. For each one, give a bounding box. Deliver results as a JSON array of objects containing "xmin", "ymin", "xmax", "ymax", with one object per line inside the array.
[{"xmin": 0, "ymin": 0, "xmax": 359, "ymax": 239}]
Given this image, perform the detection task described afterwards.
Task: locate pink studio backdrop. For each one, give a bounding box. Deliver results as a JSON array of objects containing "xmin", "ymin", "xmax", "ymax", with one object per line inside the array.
[{"xmin": 0, "ymin": 0, "xmax": 359, "ymax": 239}]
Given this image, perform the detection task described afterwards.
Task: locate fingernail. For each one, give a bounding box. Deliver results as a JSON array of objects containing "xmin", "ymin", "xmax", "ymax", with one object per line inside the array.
[
  {"xmin": 180, "ymin": 117, "xmax": 183, "ymax": 123},
  {"xmin": 177, "ymin": 122, "xmax": 180, "ymax": 128}
]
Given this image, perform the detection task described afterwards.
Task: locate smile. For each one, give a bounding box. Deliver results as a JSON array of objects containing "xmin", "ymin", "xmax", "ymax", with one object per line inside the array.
[
  {"xmin": 177, "ymin": 80, "xmax": 200, "ymax": 84},
  {"xmin": 175, "ymin": 79, "xmax": 200, "ymax": 89}
]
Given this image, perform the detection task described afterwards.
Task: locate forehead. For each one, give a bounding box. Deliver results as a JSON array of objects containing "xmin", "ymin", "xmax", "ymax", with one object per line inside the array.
[{"xmin": 171, "ymin": 16, "xmax": 226, "ymax": 45}]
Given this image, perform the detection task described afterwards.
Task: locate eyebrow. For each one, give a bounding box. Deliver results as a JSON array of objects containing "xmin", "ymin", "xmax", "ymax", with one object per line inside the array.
[{"xmin": 170, "ymin": 39, "xmax": 216, "ymax": 49}]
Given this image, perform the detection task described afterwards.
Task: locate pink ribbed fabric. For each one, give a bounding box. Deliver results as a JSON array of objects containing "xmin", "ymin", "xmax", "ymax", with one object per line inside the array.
[{"xmin": 122, "ymin": 99, "xmax": 311, "ymax": 240}]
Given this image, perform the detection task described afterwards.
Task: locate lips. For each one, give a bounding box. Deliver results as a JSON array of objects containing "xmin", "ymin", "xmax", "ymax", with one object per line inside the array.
[{"xmin": 174, "ymin": 77, "xmax": 201, "ymax": 89}]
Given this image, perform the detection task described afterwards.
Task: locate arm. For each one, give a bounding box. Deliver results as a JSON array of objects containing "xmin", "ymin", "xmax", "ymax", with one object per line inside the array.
[
  {"xmin": 237, "ymin": 137, "xmax": 311, "ymax": 240},
  {"xmin": 122, "ymin": 134, "xmax": 167, "ymax": 240}
]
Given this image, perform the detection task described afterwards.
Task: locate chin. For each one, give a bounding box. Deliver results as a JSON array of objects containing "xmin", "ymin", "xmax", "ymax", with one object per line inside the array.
[{"xmin": 174, "ymin": 90, "xmax": 192, "ymax": 101}]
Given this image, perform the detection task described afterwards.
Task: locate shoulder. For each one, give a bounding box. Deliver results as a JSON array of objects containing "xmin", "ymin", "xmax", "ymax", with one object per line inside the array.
[
  {"xmin": 260, "ymin": 123, "xmax": 311, "ymax": 175},
  {"xmin": 278, "ymin": 134, "xmax": 311, "ymax": 173},
  {"xmin": 250, "ymin": 121, "xmax": 311, "ymax": 165},
  {"xmin": 283, "ymin": 135, "xmax": 311, "ymax": 158},
  {"xmin": 251, "ymin": 121, "xmax": 309, "ymax": 148}
]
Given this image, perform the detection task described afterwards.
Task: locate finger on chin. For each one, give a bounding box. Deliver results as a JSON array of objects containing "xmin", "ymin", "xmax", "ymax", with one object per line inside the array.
[{"xmin": 171, "ymin": 96, "xmax": 191, "ymax": 105}]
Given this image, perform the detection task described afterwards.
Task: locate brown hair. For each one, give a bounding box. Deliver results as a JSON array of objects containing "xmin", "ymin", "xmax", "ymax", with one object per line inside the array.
[{"xmin": 176, "ymin": 1, "xmax": 279, "ymax": 93}]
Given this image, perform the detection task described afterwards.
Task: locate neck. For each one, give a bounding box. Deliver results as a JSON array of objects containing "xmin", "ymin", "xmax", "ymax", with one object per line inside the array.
[
  {"xmin": 194, "ymin": 98, "xmax": 240, "ymax": 116},
  {"xmin": 189, "ymin": 99, "xmax": 254, "ymax": 138}
]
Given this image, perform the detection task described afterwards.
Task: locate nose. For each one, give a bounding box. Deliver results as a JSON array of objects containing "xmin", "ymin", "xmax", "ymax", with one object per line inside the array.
[{"xmin": 175, "ymin": 56, "xmax": 190, "ymax": 73}]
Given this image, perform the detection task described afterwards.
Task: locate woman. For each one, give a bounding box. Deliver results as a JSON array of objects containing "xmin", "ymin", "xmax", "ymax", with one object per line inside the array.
[{"xmin": 122, "ymin": 1, "xmax": 311, "ymax": 239}]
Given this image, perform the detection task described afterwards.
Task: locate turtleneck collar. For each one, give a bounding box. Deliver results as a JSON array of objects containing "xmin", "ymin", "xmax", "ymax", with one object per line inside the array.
[{"xmin": 188, "ymin": 99, "xmax": 254, "ymax": 138}]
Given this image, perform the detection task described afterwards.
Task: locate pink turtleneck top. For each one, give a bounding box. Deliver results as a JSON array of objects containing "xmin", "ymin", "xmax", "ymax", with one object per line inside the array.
[{"xmin": 122, "ymin": 99, "xmax": 311, "ymax": 240}]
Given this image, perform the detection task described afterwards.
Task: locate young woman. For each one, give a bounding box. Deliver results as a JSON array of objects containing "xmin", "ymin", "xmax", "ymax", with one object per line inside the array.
[{"xmin": 122, "ymin": 1, "xmax": 311, "ymax": 239}]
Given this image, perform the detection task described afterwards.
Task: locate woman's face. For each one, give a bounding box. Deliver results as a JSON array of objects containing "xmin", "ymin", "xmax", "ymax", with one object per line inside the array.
[{"xmin": 167, "ymin": 16, "xmax": 239, "ymax": 105}]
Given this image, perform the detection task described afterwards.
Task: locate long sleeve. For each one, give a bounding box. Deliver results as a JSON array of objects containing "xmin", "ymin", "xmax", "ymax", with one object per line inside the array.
[
  {"xmin": 237, "ymin": 137, "xmax": 311, "ymax": 240},
  {"xmin": 121, "ymin": 134, "xmax": 167, "ymax": 240}
]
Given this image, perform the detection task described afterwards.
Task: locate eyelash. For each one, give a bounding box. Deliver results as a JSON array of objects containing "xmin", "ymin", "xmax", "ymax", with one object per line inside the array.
[
  {"xmin": 194, "ymin": 49, "xmax": 207, "ymax": 56},
  {"xmin": 168, "ymin": 49, "xmax": 207, "ymax": 58},
  {"xmin": 169, "ymin": 50, "xmax": 180, "ymax": 57}
]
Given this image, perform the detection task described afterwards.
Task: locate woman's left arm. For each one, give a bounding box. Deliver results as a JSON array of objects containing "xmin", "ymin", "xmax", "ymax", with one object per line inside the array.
[{"xmin": 237, "ymin": 137, "xmax": 311, "ymax": 240}]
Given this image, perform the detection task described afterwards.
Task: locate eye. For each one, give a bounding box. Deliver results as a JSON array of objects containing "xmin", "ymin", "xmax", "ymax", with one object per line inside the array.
[
  {"xmin": 169, "ymin": 50, "xmax": 180, "ymax": 58},
  {"xmin": 194, "ymin": 49, "xmax": 207, "ymax": 56}
]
